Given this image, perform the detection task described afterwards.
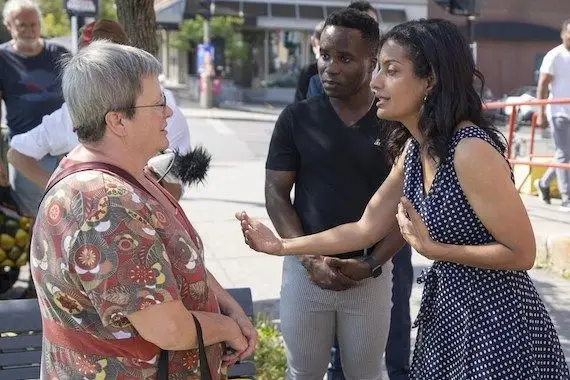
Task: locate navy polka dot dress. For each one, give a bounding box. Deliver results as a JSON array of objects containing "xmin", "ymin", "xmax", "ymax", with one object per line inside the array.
[{"xmin": 404, "ymin": 126, "xmax": 570, "ymax": 379}]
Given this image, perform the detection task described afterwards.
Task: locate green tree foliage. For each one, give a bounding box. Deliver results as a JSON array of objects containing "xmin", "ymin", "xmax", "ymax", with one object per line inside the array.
[
  {"xmin": 173, "ymin": 15, "xmax": 248, "ymax": 62},
  {"xmin": 99, "ymin": 0, "xmax": 117, "ymax": 20},
  {"xmin": 254, "ymin": 316, "xmax": 287, "ymax": 380},
  {"xmin": 38, "ymin": 0, "xmax": 70, "ymax": 37}
]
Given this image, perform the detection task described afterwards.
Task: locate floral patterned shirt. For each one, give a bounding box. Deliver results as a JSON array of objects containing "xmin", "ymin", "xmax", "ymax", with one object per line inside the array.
[{"xmin": 31, "ymin": 163, "xmax": 223, "ymax": 379}]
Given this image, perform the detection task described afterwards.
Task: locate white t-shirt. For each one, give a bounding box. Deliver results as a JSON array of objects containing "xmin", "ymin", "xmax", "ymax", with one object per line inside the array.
[
  {"xmin": 539, "ymin": 44, "xmax": 570, "ymax": 118},
  {"xmin": 10, "ymin": 89, "xmax": 191, "ymax": 160}
]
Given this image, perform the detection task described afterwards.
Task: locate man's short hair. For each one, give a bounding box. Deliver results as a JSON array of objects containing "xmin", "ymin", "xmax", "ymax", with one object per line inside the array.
[
  {"xmin": 323, "ymin": 8, "xmax": 380, "ymax": 56},
  {"xmin": 347, "ymin": 1, "xmax": 376, "ymax": 15},
  {"xmin": 562, "ymin": 18, "xmax": 570, "ymax": 32},
  {"xmin": 2, "ymin": 0, "xmax": 41, "ymax": 25}
]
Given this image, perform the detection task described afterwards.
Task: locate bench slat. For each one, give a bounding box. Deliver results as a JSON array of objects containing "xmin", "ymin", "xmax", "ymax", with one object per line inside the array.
[
  {"xmin": 0, "ymin": 299, "xmax": 42, "ymax": 332},
  {"xmin": 0, "ymin": 365, "xmax": 40, "ymax": 380},
  {"xmin": 0, "ymin": 350, "xmax": 41, "ymax": 367},
  {"xmin": 228, "ymin": 360, "xmax": 256, "ymax": 379},
  {"xmin": 0, "ymin": 334, "xmax": 42, "ymax": 350}
]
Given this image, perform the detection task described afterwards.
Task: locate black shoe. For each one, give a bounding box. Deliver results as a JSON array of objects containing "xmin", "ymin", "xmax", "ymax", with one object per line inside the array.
[{"xmin": 534, "ymin": 179, "xmax": 551, "ymax": 204}]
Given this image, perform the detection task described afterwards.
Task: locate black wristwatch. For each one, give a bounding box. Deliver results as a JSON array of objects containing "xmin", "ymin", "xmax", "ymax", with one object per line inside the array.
[{"xmin": 361, "ymin": 255, "xmax": 383, "ymax": 278}]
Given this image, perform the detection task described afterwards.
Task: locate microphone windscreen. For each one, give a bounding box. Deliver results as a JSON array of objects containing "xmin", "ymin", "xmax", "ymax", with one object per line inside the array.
[{"xmin": 171, "ymin": 146, "xmax": 212, "ymax": 186}]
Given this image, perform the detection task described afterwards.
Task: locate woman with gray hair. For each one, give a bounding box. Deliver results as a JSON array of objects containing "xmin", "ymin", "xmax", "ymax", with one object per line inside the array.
[{"xmin": 30, "ymin": 40, "xmax": 255, "ymax": 379}]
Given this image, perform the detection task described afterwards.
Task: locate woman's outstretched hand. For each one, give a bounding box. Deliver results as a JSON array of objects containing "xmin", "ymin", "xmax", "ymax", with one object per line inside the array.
[{"xmin": 235, "ymin": 211, "xmax": 284, "ymax": 255}]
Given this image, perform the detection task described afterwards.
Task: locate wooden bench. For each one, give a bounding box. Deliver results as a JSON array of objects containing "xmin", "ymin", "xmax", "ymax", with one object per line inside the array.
[{"xmin": 0, "ymin": 288, "xmax": 256, "ymax": 379}]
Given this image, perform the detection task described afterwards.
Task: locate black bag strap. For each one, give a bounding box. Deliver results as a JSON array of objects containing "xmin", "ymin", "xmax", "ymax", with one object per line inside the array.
[
  {"xmin": 157, "ymin": 349, "xmax": 169, "ymax": 380},
  {"xmin": 156, "ymin": 315, "xmax": 211, "ymax": 379},
  {"xmin": 193, "ymin": 313, "xmax": 212, "ymax": 380}
]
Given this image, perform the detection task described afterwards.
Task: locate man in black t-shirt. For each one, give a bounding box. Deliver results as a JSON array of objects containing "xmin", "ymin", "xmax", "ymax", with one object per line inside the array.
[{"xmin": 265, "ymin": 9, "xmax": 409, "ymax": 380}]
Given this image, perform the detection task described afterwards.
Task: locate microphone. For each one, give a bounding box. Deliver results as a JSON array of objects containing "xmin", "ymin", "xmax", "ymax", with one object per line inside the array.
[
  {"xmin": 146, "ymin": 146, "xmax": 212, "ymax": 187},
  {"xmin": 171, "ymin": 146, "xmax": 212, "ymax": 186}
]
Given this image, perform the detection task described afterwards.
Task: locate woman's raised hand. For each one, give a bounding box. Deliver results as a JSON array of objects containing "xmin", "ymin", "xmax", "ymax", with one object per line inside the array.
[{"xmin": 235, "ymin": 211, "xmax": 284, "ymax": 256}]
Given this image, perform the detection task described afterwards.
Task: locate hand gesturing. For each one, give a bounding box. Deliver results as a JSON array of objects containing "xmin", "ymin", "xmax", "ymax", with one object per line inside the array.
[{"xmin": 235, "ymin": 211, "xmax": 284, "ymax": 256}]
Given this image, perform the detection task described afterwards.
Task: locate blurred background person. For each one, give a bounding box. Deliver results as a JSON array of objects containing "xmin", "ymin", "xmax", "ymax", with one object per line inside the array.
[
  {"xmin": 293, "ymin": 20, "xmax": 325, "ymax": 102},
  {"xmin": 0, "ymin": 0, "xmax": 69, "ymax": 216},
  {"xmin": 534, "ymin": 18, "xmax": 570, "ymax": 212}
]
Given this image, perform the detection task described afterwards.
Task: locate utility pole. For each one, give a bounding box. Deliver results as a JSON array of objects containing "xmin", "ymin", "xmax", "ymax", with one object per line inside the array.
[{"xmin": 199, "ymin": 1, "xmax": 214, "ymax": 109}]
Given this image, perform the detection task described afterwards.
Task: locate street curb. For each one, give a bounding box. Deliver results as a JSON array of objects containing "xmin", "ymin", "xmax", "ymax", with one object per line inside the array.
[{"xmin": 220, "ymin": 103, "xmax": 285, "ymax": 116}]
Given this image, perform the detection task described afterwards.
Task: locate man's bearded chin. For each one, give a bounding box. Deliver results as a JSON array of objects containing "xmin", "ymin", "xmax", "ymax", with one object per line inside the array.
[{"xmin": 15, "ymin": 38, "xmax": 41, "ymax": 50}]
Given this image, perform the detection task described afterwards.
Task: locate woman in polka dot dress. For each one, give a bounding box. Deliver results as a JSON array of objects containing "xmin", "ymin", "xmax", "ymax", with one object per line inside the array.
[{"xmin": 236, "ymin": 19, "xmax": 570, "ymax": 379}]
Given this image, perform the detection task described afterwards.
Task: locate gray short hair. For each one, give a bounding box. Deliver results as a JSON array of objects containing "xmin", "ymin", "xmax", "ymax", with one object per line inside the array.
[
  {"xmin": 62, "ymin": 40, "xmax": 162, "ymax": 143},
  {"xmin": 2, "ymin": 0, "xmax": 41, "ymax": 24}
]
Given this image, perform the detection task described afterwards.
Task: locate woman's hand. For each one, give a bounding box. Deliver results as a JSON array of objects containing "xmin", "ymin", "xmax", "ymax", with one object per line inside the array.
[
  {"xmin": 227, "ymin": 310, "xmax": 257, "ymax": 361},
  {"xmin": 396, "ymin": 197, "xmax": 438, "ymax": 259},
  {"xmin": 222, "ymin": 322, "xmax": 248, "ymax": 367},
  {"xmin": 235, "ymin": 211, "xmax": 284, "ymax": 255}
]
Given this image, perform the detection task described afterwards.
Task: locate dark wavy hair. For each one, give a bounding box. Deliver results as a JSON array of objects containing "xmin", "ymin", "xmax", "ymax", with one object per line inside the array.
[
  {"xmin": 324, "ymin": 8, "xmax": 380, "ymax": 57},
  {"xmin": 380, "ymin": 19, "xmax": 506, "ymax": 164}
]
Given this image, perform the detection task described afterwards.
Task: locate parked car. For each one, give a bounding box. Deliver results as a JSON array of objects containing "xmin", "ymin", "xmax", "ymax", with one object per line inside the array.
[{"xmin": 501, "ymin": 86, "xmax": 539, "ymax": 123}]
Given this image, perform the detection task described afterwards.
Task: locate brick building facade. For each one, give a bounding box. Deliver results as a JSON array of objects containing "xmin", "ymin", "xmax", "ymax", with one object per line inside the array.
[{"xmin": 428, "ymin": 0, "xmax": 570, "ymax": 97}]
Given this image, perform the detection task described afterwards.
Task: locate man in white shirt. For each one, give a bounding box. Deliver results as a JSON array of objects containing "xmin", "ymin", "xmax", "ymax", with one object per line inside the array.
[{"xmin": 535, "ymin": 19, "xmax": 570, "ymax": 212}]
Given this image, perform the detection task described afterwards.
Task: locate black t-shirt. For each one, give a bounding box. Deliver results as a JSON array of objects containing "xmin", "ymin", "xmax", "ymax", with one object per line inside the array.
[
  {"xmin": 266, "ymin": 94, "xmax": 391, "ymax": 258},
  {"xmin": 293, "ymin": 62, "xmax": 318, "ymax": 102}
]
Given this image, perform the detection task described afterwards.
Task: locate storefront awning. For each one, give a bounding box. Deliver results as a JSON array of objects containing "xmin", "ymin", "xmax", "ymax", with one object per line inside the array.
[{"xmin": 155, "ymin": 0, "xmax": 410, "ymax": 29}]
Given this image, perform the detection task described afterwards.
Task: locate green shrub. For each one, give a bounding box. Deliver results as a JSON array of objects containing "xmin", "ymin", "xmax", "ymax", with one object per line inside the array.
[{"xmin": 254, "ymin": 315, "xmax": 287, "ymax": 380}]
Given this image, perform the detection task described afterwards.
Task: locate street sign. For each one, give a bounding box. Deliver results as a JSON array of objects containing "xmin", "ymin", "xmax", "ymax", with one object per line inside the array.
[{"xmin": 63, "ymin": 0, "xmax": 99, "ymax": 18}]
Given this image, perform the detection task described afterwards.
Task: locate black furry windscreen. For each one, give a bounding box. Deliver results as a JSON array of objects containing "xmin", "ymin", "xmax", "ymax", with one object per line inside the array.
[{"xmin": 171, "ymin": 146, "xmax": 212, "ymax": 186}]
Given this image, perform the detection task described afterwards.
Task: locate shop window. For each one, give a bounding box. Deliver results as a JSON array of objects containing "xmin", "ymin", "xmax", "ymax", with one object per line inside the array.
[
  {"xmin": 379, "ymin": 9, "xmax": 407, "ymax": 23},
  {"xmin": 299, "ymin": 5, "xmax": 324, "ymax": 19},
  {"xmin": 326, "ymin": 6, "xmax": 345, "ymax": 16},
  {"xmin": 215, "ymin": 1, "xmax": 240, "ymax": 15},
  {"xmin": 243, "ymin": 2, "xmax": 268, "ymax": 17},
  {"xmin": 271, "ymin": 4, "xmax": 296, "ymax": 18}
]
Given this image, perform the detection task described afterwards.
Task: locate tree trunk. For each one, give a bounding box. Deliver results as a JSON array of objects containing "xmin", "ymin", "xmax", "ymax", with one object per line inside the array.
[{"xmin": 115, "ymin": 0, "xmax": 158, "ymax": 57}]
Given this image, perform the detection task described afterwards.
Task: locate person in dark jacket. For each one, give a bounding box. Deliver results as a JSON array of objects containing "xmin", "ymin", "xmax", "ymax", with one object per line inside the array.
[{"xmin": 293, "ymin": 21, "xmax": 324, "ymax": 102}]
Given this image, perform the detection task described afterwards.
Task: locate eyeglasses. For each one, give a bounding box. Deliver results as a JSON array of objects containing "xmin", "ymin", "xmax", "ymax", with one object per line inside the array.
[{"xmin": 130, "ymin": 93, "xmax": 167, "ymax": 112}]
